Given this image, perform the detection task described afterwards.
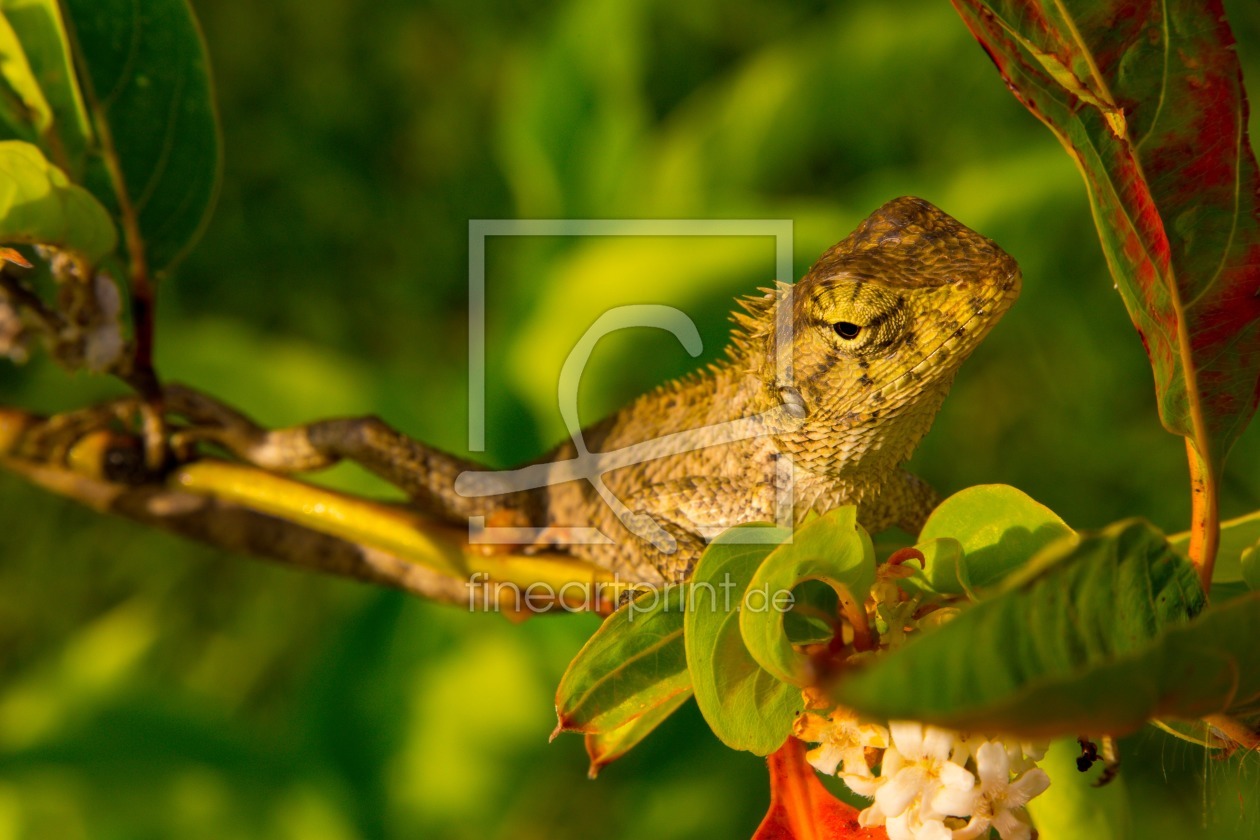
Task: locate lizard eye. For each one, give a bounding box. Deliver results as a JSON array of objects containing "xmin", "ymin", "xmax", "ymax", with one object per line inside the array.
[{"xmin": 833, "ymin": 321, "xmax": 862, "ymax": 340}]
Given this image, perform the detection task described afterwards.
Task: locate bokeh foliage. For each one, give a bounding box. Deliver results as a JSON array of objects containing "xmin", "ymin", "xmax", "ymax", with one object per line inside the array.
[{"xmin": 1, "ymin": 0, "xmax": 1259, "ymax": 837}]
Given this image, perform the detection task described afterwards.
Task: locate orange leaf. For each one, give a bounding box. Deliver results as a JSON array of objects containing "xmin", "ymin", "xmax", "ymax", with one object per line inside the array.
[{"xmin": 753, "ymin": 739, "xmax": 887, "ymax": 840}]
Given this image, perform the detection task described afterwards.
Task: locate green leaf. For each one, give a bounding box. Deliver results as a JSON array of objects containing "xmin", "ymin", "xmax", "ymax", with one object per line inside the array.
[
  {"xmin": 917, "ymin": 484, "xmax": 1075, "ymax": 593},
  {"xmin": 584, "ymin": 690, "xmax": 691, "ymax": 779},
  {"xmin": 61, "ymin": 0, "xmax": 220, "ymax": 272},
  {"xmin": 951, "ymin": 0, "xmax": 1260, "ymax": 503},
  {"xmin": 2, "ymin": 0, "xmax": 92, "ymax": 175},
  {"xmin": 685, "ymin": 524, "xmax": 800, "ymax": 756},
  {"xmin": 0, "ymin": 138, "xmax": 113, "ymax": 260},
  {"xmin": 739, "ymin": 507, "xmax": 875, "ymax": 687},
  {"xmin": 554, "ymin": 584, "xmax": 690, "ymax": 735},
  {"xmin": 834, "ymin": 520, "xmax": 1222, "ymax": 738}
]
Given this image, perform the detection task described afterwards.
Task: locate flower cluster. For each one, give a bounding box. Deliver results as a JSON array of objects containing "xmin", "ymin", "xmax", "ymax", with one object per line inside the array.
[{"xmin": 796, "ymin": 710, "xmax": 1050, "ymax": 840}]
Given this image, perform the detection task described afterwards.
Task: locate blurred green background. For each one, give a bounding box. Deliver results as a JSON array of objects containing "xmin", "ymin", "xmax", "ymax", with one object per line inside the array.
[{"xmin": 2, "ymin": 0, "xmax": 1260, "ymax": 837}]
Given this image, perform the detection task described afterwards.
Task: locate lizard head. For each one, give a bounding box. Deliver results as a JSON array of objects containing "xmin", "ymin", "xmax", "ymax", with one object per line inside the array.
[{"xmin": 763, "ymin": 196, "xmax": 1020, "ymax": 472}]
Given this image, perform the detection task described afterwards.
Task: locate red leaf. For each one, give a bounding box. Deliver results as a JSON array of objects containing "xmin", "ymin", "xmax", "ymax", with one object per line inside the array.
[
  {"xmin": 752, "ymin": 739, "xmax": 887, "ymax": 840},
  {"xmin": 951, "ymin": 0, "xmax": 1260, "ymax": 579}
]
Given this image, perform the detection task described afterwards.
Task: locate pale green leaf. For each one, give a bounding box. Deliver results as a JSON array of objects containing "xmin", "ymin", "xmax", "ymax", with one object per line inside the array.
[{"xmin": 0, "ymin": 138, "xmax": 113, "ymax": 260}]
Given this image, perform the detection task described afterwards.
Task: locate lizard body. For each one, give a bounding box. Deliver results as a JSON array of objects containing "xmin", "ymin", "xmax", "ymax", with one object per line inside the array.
[{"xmin": 164, "ymin": 196, "xmax": 1019, "ymax": 584}]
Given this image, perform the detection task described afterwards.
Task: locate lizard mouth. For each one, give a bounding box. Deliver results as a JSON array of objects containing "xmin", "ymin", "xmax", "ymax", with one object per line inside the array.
[{"xmin": 885, "ymin": 264, "xmax": 1021, "ymax": 394}]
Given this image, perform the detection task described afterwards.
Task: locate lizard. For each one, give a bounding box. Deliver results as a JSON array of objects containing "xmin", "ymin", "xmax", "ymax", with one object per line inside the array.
[{"xmin": 160, "ymin": 196, "xmax": 1020, "ymax": 585}]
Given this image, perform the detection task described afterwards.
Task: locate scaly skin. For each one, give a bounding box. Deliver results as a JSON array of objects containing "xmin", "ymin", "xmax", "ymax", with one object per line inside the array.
[{"xmin": 161, "ymin": 197, "xmax": 1020, "ymax": 585}]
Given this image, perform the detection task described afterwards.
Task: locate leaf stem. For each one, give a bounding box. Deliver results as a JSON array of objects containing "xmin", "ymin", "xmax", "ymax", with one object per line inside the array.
[
  {"xmin": 57, "ymin": 0, "xmax": 158, "ymax": 398},
  {"xmin": 1186, "ymin": 439, "xmax": 1219, "ymax": 592},
  {"xmin": 90, "ymin": 98, "xmax": 157, "ymax": 397}
]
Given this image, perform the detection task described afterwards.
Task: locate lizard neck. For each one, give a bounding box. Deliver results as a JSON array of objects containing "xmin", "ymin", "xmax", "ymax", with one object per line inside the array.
[{"xmin": 765, "ymin": 368, "xmax": 956, "ymax": 480}]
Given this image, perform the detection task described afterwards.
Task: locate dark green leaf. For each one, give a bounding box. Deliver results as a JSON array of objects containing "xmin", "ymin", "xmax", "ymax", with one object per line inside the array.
[
  {"xmin": 834, "ymin": 520, "xmax": 1220, "ymax": 737},
  {"xmin": 555, "ymin": 584, "xmax": 690, "ymax": 735},
  {"xmin": 917, "ymin": 484, "xmax": 1074, "ymax": 593},
  {"xmin": 61, "ymin": 0, "xmax": 220, "ymax": 272},
  {"xmin": 685, "ymin": 524, "xmax": 800, "ymax": 755},
  {"xmin": 739, "ymin": 507, "xmax": 875, "ymax": 687},
  {"xmin": 0, "ymin": 138, "xmax": 113, "ymax": 259}
]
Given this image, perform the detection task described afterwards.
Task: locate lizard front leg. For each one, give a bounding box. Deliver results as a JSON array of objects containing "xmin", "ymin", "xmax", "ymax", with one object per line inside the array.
[
  {"xmin": 891, "ymin": 470, "xmax": 939, "ymax": 537},
  {"xmin": 611, "ymin": 476, "xmax": 780, "ymax": 583}
]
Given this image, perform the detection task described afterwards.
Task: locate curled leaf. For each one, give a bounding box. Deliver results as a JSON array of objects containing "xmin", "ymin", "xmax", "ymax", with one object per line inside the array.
[{"xmin": 740, "ymin": 507, "xmax": 876, "ymax": 687}]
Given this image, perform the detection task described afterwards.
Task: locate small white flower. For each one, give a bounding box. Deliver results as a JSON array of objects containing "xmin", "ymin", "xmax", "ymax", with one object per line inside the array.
[
  {"xmin": 1005, "ymin": 739, "xmax": 1049, "ymax": 774},
  {"xmin": 953, "ymin": 740, "xmax": 1051, "ymax": 840},
  {"xmin": 795, "ymin": 706, "xmax": 889, "ymax": 779},
  {"xmin": 885, "ymin": 809, "xmax": 954, "ymax": 840},
  {"xmin": 873, "ymin": 722, "xmax": 977, "ymax": 821}
]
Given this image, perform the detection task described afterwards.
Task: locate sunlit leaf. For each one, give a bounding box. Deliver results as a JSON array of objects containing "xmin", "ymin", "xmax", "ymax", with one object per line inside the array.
[
  {"xmin": 916, "ymin": 484, "xmax": 1074, "ymax": 593},
  {"xmin": 554, "ymin": 584, "xmax": 690, "ymax": 735},
  {"xmin": 753, "ymin": 738, "xmax": 887, "ymax": 840},
  {"xmin": 740, "ymin": 507, "xmax": 875, "ymax": 687},
  {"xmin": 834, "ymin": 520, "xmax": 1229, "ymax": 737},
  {"xmin": 685, "ymin": 525, "xmax": 800, "ymax": 755},
  {"xmin": 584, "ymin": 690, "xmax": 691, "ymax": 778},
  {"xmin": 0, "ymin": 10, "xmax": 50, "ymax": 140},
  {"xmin": 2, "ymin": 0, "xmax": 92, "ymax": 175},
  {"xmin": 952, "ymin": 0, "xmax": 1260, "ymax": 518},
  {"xmin": 0, "ymin": 138, "xmax": 113, "ymax": 260},
  {"xmin": 61, "ymin": 0, "xmax": 220, "ymax": 272}
]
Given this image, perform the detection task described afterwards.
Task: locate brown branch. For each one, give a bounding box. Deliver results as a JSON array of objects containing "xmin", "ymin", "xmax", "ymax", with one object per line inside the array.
[
  {"xmin": 0, "ymin": 403, "xmax": 620, "ymax": 614},
  {"xmin": 2, "ymin": 453, "xmax": 484, "ymax": 606}
]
